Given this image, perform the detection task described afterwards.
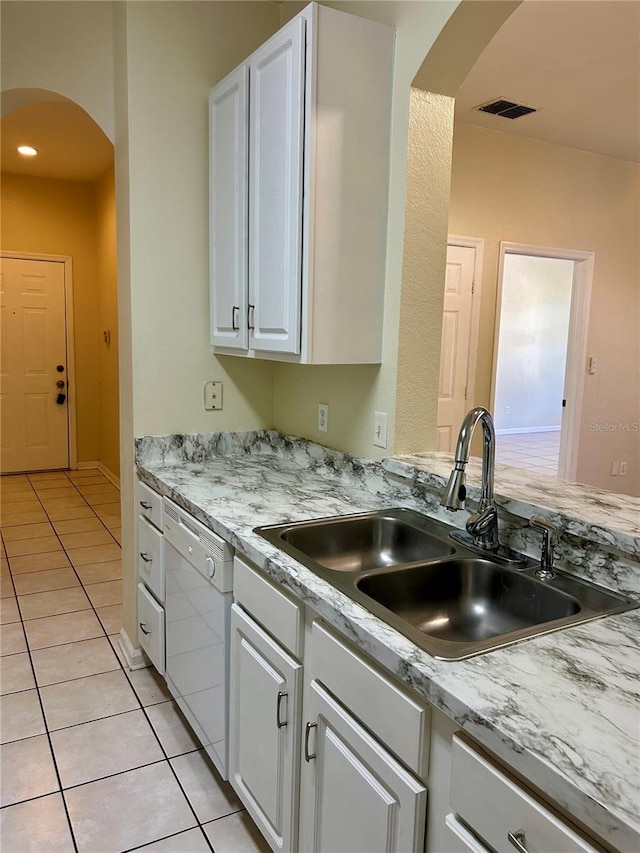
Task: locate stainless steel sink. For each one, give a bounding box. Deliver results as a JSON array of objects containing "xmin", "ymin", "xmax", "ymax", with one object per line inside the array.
[
  {"xmin": 271, "ymin": 508, "xmax": 455, "ymax": 573},
  {"xmin": 255, "ymin": 509, "xmax": 639, "ymax": 660},
  {"xmin": 357, "ymin": 559, "xmax": 581, "ymax": 642}
]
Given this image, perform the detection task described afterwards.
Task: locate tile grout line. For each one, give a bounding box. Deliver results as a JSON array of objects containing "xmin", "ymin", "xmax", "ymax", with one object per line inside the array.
[
  {"xmin": 4, "ymin": 471, "xmax": 216, "ymax": 849},
  {"xmin": 3, "ymin": 470, "xmax": 248, "ymax": 851}
]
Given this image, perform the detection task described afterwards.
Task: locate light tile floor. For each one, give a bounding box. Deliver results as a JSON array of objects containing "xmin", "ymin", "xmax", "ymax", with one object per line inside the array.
[
  {"xmin": 495, "ymin": 431, "xmax": 561, "ymax": 477},
  {"xmin": 0, "ymin": 469, "xmax": 270, "ymax": 853}
]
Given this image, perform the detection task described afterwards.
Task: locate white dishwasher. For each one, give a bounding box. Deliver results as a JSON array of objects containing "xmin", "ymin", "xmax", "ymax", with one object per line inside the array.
[{"xmin": 163, "ymin": 498, "xmax": 234, "ymax": 779}]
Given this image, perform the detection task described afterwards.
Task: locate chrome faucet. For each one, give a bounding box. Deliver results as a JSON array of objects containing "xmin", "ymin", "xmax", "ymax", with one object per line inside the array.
[
  {"xmin": 441, "ymin": 406, "xmax": 499, "ymax": 550},
  {"xmin": 441, "ymin": 407, "xmax": 526, "ymax": 565},
  {"xmin": 528, "ymin": 516, "xmax": 558, "ymax": 580}
]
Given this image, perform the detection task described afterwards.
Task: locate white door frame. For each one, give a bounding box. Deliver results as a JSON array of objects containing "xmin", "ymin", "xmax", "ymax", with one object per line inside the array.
[
  {"xmin": 1, "ymin": 251, "xmax": 77, "ymax": 470},
  {"xmin": 490, "ymin": 242, "xmax": 594, "ymax": 482},
  {"xmin": 446, "ymin": 235, "xmax": 484, "ymax": 407}
]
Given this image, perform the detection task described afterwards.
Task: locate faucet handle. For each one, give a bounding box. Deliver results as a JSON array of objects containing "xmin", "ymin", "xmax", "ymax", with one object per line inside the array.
[
  {"xmin": 528, "ymin": 516, "xmax": 558, "ymax": 579},
  {"xmin": 528, "ymin": 516, "xmax": 558, "ymax": 544}
]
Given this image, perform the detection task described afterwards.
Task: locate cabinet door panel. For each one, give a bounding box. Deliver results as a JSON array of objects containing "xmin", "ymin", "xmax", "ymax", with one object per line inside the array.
[
  {"xmin": 302, "ymin": 680, "xmax": 427, "ymax": 853},
  {"xmin": 229, "ymin": 604, "xmax": 302, "ymax": 852},
  {"xmin": 249, "ymin": 16, "xmax": 305, "ymax": 355},
  {"xmin": 210, "ymin": 64, "xmax": 248, "ymax": 350}
]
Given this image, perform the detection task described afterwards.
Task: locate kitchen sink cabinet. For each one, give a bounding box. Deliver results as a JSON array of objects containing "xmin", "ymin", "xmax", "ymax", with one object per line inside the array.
[
  {"xmin": 209, "ymin": 2, "xmax": 394, "ymax": 364},
  {"xmin": 298, "ymin": 679, "xmax": 428, "ymax": 853},
  {"xmin": 230, "ymin": 556, "xmax": 305, "ymax": 853},
  {"xmin": 229, "ymin": 603, "xmax": 303, "ymax": 853}
]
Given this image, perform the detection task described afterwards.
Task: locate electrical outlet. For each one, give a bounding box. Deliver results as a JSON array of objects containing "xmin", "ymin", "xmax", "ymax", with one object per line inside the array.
[
  {"xmin": 504, "ymin": 406, "xmax": 510, "ymax": 415},
  {"xmin": 204, "ymin": 381, "xmax": 223, "ymax": 410},
  {"xmin": 318, "ymin": 403, "xmax": 328, "ymax": 432},
  {"xmin": 611, "ymin": 461, "xmax": 619, "ymax": 476},
  {"xmin": 620, "ymin": 461, "xmax": 627, "ymax": 476},
  {"xmin": 373, "ymin": 411, "xmax": 388, "ymax": 448}
]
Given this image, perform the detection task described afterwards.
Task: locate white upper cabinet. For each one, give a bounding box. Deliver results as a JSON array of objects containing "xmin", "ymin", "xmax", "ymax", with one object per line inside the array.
[
  {"xmin": 249, "ymin": 17, "xmax": 305, "ymax": 355},
  {"xmin": 209, "ymin": 64, "xmax": 249, "ymax": 351},
  {"xmin": 209, "ymin": 2, "xmax": 394, "ymax": 364}
]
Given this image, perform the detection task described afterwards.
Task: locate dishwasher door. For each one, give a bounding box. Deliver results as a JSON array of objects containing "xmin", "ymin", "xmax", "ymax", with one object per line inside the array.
[{"xmin": 164, "ymin": 535, "xmax": 232, "ymax": 779}]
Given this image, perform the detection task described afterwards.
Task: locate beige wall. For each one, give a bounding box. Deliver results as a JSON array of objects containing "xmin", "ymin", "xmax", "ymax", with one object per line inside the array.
[
  {"xmin": 394, "ymin": 89, "xmax": 455, "ymax": 454},
  {"xmin": 0, "ymin": 172, "xmax": 101, "ymax": 463},
  {"xmin": 0, "ymin": 1, "xmax": 116, "ymax": 140},
  {"xmin": 95, "ymin": 167, "xmax": 120, "ymax": 480},
  {"xmin": 120, "ymin": 1, "xmax": 280, "ymax": 443},
  {"xmin": 448, "ymin": 122, "xmax": 640, "ymax": 495}
]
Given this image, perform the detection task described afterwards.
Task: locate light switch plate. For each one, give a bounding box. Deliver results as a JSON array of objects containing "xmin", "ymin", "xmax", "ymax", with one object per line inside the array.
[
  {"xmin": 318, "ymin": 403, "xmax": 328, "ymax": 432},
  {"xmin": 204, "ymin": 381, "xmax": 223, "ymax": 410},
  {"xmin": 373, "ymin": 411, "xmax": 388, "ymax": 448}
]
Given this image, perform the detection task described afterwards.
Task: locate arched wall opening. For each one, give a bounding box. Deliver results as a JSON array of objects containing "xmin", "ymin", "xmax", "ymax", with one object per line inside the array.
[{"xmin": 1, "ymin": 89, "xmax": 120, "ymax": 482}]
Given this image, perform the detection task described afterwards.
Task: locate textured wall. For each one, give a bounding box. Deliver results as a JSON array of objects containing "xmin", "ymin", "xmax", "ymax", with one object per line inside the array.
[{"xmin": 394, "ymin": 90, "xmax": 455, "ymax": 454}]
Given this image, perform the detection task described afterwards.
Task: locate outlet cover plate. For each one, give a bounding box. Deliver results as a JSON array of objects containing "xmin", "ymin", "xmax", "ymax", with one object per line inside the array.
[{"xmin": 204, "ymin": 381, "xmax": 223, "ymax": 411}]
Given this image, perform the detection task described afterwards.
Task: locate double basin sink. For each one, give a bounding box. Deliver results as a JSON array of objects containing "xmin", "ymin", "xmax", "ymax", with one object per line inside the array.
[{"xmin": 256, "ymin": 508, "xmax": 638, "ymax": 660}]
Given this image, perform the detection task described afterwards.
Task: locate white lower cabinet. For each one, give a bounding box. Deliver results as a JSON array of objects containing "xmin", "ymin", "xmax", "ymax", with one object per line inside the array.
[
  {"xmin": 443, "ymin": 815, "xmax": 491, "ymax": 853},
  {"xmin": 229, "ymin": 603, "xmax": 303, "ymax": 853},
  {"xmin": 448, "ymin": 736, "xmax": 602, "ymax": 853},
  {"xmin": 299, "ymin": 679, "xmax": 428, "ymax": 853},
  {"xmin": 136, "ymin": 582, "xmax": 165, "ymax": 674}
]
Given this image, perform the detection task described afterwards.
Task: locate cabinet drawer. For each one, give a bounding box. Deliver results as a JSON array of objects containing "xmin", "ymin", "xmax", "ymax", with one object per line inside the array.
[
  {"xmin": 310, "ymin": 620, "xmax": 430, "ymax": 779},
  {"xmin": 233, "ymin": 555, "xmax": 303, "ymax": 659},
  {"xmin": 137, "ymin": 480, "xmax": 163, "ymax": 531},
  {"xmin": 137, "ymin": 582, "xmax": 165, "ymax": 675},
  {"xmin": 138, "ymin": 516, "xmax": 165, "ymax": 603},
  {"xmin": 450, "ymin": 736, "xmax": 602, "ymax": 853}
]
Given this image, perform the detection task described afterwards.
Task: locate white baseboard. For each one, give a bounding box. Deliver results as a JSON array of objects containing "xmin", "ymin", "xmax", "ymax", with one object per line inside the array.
[
  {"xmin": 118, "ymin": 628, "xmax": 148, "ymax": 671},
  {"xmin": 76, "ymin": 460, "xmax": 120, "ymax": 488},
  {"xmin": 496, "ymin": 426, "xmax": 561, "ymax": 436}
]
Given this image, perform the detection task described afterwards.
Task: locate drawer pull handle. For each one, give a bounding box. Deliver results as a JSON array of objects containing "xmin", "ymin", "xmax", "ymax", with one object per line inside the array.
[
  {"xmin": 139, "ymin": 552, "xmax": 152, "ymax": 564},
  {"xmin": 304, "ymin": 722, "xmax": 317, "ymax": 761},
  {"xmin": 139, "ymin": 622, "xmax": 151, "ymax": 636},
  {"xmin": 140, "ymin": 501, "xmax": 152, "ymax": 510},
  {"xmin": 508, "ymin": 830, "xmax": 529, "ymax": 853},
  {"xmin": 276, "ymin": 691, "xmax": 288, "ymax": 729}
]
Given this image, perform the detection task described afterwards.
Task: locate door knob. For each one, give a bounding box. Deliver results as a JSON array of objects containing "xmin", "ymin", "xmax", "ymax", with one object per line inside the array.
[
  {"xmin": 56, "ymin": 380, "xmax": 65, "ymax": 389},
  {"xmin": 56, "ymin": 365, "xmax": 65, "ymax": 372}
]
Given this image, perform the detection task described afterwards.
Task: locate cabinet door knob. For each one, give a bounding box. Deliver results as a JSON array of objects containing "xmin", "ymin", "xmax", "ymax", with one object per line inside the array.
[
  {"xmin": 276, "ymin": 691, "xmax": 288, "ymax": 729},
  {"xmin": 248, "ymin": 303, "xmax": 255, "ymax": 331},
  {"xmin": 304, "ymin": 722, "xmax": 317, "ymax": 761},
  {"xmin": 139, "ymin": 622, "xmax": 151, "ymax": 636},
  {"xmin": 232, "ymin": 305, "xmax": 240, "ymax": 331},
  {"xmin": 507, "ymin": 830, "xmax": 529, "ymax": 853}
]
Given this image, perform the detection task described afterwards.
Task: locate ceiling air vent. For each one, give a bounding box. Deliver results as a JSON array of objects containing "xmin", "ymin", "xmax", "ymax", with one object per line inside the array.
[{"xmin": 476, "ymin": 98, "xmax": 537, "ymax": 120}]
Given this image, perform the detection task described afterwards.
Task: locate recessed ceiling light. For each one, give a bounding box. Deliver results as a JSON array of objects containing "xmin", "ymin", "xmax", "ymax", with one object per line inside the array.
[{"xmin": 17, "ymin": 145, "xmax": 38, "ymax": 156}]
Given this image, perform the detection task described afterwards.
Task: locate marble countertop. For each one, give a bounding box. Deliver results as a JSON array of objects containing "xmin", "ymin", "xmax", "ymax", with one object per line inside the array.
[{"xmin": 136, "ymin": 432, "xmax": 639, "ymax": 851}]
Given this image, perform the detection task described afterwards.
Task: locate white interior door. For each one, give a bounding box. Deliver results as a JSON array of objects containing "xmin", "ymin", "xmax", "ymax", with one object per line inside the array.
[
  {"xmin": 0, "ymin": 257, "xmax": 69, "ymax": 473},
  {"xmin": 436, "ymin": 245, "xmax": 476, "ymax": 452}
]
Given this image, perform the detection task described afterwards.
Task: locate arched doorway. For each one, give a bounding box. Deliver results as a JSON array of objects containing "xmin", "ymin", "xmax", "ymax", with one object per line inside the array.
[{"xmin": 1, "ymin": 90, "xmax": 119, "ymax": 480}]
